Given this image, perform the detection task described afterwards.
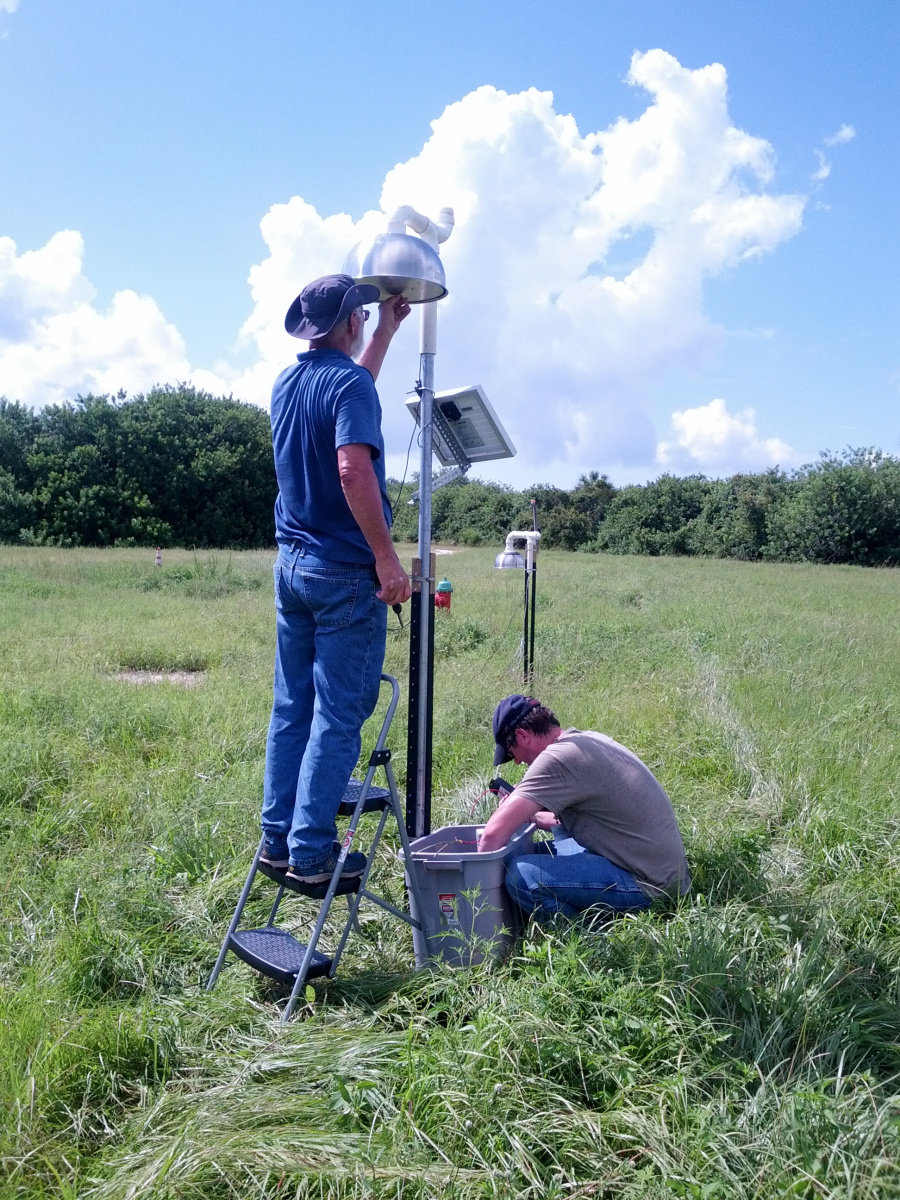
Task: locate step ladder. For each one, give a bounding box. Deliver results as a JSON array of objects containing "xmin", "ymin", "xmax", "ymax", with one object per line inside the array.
[{"xmin": 206, "ymin": 674, "xmax": 433, "ymax": 1020}]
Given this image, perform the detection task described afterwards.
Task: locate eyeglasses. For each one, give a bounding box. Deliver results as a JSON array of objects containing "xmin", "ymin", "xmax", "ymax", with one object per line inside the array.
[{"xmin": 354, "ymin": 307, "xmax": 370, "ymax": 322}]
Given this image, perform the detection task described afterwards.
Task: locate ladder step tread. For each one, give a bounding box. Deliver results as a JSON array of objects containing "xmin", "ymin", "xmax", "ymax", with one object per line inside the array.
[
  {"xmin": 257, "ymin": 860, "xmax": 360, "ymax": 897},
  {"xmin": 228, "ymin": 928, "xmax": 332, "ymax": 984},
  {"xmin": 338, "ymin": 778, "xmax": 392, "ymax": 815}
]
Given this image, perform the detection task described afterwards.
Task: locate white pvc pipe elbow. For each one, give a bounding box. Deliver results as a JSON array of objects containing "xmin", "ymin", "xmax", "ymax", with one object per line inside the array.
[
  {"xmin": 387, "ymin": 206, "xmax": 455, "ymax": 247},
  {"xmin": 505, "ymin": 531, "xmax": 541, "ymax": 554}
]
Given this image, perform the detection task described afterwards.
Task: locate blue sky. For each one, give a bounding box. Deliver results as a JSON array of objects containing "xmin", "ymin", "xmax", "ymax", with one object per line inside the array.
[{"xmin": 0, "ymin": 0, "xmax": 897, "ymax": 485}]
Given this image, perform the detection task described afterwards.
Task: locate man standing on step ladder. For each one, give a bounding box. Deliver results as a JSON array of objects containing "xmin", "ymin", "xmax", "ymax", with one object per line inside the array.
[{"xmin": 260, "ymin": 275, "xmax": 412, "ymax": 887}]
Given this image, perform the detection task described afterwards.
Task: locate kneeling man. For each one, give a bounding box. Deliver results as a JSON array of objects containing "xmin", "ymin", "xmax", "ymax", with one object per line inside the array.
[{"xmin": 478, "ymin": 695, "xmax": 690, "ymax": 918}]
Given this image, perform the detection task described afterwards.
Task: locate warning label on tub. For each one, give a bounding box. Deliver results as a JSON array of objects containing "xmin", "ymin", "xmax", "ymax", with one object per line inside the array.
[{"xmin": 438, "ymin": 894, "xmax": 458, "ymax": 926}]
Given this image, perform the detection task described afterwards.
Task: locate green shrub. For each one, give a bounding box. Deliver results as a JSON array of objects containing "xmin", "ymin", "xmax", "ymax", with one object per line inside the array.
[
  {"xmin": 597, "ymin": 474, "xmax": 716, "ymax": 555},
  {"xmin": 688, "ymin": 470, "xmax": 793, "ymax": 560},
  {"xmin": 765, "ymin": 450, "xmax": 900, "ymax": 565},
  {"xmin": 539, "ymin": 505, "xmax": 594, "ymax": 550},
  {"xmin": 0, "ymin": 466, "xmax": 35, "ymax": 541},
  {"xmin": 1, "ymin": 386, "xmax": 277, "ymax": 548}
]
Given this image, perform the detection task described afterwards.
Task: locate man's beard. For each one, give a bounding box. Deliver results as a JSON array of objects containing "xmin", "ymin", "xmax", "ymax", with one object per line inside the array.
[{"xmin": 350, "ymin": 324, "xmax": 365, "ymax": 359}]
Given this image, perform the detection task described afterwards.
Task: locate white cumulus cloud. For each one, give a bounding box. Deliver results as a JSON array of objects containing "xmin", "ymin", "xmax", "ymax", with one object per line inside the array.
[
  {"xmin": 0, "ymin": 50, "xmax": 806, "ymax": 481},
  {"xmin": 657, "ymin": 398, "xmax": 795, "ymax": 473},
  {"xmin": 224, "ymin": 49, "xmax": 805, "ymax": 478},
  {"xmin": 0, "ymin": 0, "xmax": 20, "ymax": 13},
  {"xmin": 0, "ymin": 231, "xmax": 196, "ymax": 407}
]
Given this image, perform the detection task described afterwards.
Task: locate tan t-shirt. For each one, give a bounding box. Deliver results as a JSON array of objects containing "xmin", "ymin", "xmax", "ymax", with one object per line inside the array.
[{"xmin": 511, "ymin": 729, "xmax": 690, "ymax": 898}]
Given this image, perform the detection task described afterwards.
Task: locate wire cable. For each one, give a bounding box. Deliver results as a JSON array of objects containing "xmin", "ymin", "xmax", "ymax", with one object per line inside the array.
[{"xmin": 390, "ymin": 420, "xmax": 419, "ymax": 512}]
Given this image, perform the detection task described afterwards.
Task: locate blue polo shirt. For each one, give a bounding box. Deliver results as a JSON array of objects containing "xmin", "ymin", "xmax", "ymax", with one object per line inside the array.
[{"xmin": 270, "ymin": 349, "xmax": 392, "ymax": 563}]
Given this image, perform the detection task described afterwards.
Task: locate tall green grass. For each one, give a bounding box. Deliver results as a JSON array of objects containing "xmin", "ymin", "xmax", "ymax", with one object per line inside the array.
[{"xmin": 1, "ymin": 546, "xmax": 899, "ymax": 1198}]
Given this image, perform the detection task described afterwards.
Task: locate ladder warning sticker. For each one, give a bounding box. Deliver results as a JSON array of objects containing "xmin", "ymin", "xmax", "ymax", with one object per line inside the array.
[{"xmin": 438, "ymin": 894, "xmax": 458, "ymax": 926}]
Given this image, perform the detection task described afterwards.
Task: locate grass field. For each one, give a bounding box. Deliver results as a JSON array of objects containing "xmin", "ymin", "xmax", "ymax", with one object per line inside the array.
[{"xmin": 1, "ymin": 544, "xmax": 900, "ymax": 1199}]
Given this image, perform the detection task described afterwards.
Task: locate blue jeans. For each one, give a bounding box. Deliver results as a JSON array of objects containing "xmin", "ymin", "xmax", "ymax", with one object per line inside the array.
[
  {"xmin": 505, "ymin": 840, "xmax": 652, "ymax": 918},
  {"xmin": 261, "ymin": 545, "xmax": 387, "ymax": 868}
]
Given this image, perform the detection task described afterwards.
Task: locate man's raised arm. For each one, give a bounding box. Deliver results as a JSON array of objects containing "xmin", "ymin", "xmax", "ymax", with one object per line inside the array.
[{"xmin": 359, "ymin": 295, "xmax": 411, "ymax": 381}]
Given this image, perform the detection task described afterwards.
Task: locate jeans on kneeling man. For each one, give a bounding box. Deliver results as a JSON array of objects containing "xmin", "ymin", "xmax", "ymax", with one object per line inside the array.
[
  {"xmin": 261, "ymin": 546, "xmax": 387, "ymax": 870},
  {"xmin": 505, "ymin": 837, "xmax": 652, "ymax": 919}
]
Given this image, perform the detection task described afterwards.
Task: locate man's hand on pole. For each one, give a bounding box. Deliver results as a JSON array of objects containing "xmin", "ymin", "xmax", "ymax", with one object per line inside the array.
[
  {"xmin": 358, "ymin": 295, "xmax": 411, "ymax": 381},
  {"xmin": 374, "ymin": 550, "xmax": 412, "ymax": 606}
]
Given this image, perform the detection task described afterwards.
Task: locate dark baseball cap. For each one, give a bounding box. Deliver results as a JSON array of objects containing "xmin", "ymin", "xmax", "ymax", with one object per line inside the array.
[
  {"xmin": 492, "ymin": 694, "xmax": 541, "ymax": 765},
  {"xmin": 285, "ymin": 273, "xmax": 380, "ymax": 340}
]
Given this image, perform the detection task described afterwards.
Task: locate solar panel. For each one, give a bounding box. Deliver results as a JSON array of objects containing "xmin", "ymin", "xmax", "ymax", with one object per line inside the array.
[{"xmin": 406, "ymin": 384, "xmax": 517, "ymax": 467}]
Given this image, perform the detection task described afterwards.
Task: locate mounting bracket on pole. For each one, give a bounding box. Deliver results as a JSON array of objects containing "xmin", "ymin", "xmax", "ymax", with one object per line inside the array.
[
  {"xmin": 408, "ymin": 465, "xmax": 469, "ymax": 505},
  {"xmin": 408, "ymin": 392, "xmax": 472, "ymax": 503}
]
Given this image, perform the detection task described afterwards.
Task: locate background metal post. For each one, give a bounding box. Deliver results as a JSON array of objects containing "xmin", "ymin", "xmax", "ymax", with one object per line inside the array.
[
  {"xmin": 527, "ymin": 498, "xmax": 538, "ymax": 691},
  {"xmin": 523, "ymin": 566, "xmax": 531, "ymax": 688},
  {"xmin": 529, "ymin": 556, "xmax": 537, "ymax": 690}
]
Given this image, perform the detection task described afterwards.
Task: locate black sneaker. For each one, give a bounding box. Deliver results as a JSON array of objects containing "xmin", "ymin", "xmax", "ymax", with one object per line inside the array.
[
  {"xmin": 259, "ymin": 838, "xmax": 289, "ymax": 870},
  {"xmin": 287, "ymin": 850, "xmax": 367, "ymax": 885}
]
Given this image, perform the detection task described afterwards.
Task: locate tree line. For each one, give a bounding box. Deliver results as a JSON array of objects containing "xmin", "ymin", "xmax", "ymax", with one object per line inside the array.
[
  {"xmin": 0, "ymin": 388, "xmax": 276, "ymax": 549},
  {"xmin": 2, "ymin": 388, "xmax": 899, "ymax": 565},
  {"xmin": 391, "ymin": 454, "xmax": 900, "ymax": 566}
]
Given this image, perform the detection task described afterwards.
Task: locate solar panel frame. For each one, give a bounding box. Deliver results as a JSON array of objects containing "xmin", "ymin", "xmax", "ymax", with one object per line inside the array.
[{"xmin": 406, "ymin": 384, "xmax": 517, "ymax": 466}]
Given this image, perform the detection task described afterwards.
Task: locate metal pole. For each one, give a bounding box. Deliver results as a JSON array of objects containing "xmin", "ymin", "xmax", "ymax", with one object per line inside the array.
[
  {"xmin": 525, "ymin": 539, "xmax": 537, "ymax": 691},
  {"xmin": 529, "ymin": 557, "xmax": 537, "ymax": 690},
  {"xmin": 405, "ymin": 557, "xmax": 421, "ymax": 835},
  {"xmin": 528, "ymin": 499, "xmax": 538, "ymax": 691},
  {"xmin": 522, "ymin": 565, "xmax": 530, "ymax": 689},
  {"xmin": 413, "ymin": 302, "xmax": 437, "ymax": 838}
]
